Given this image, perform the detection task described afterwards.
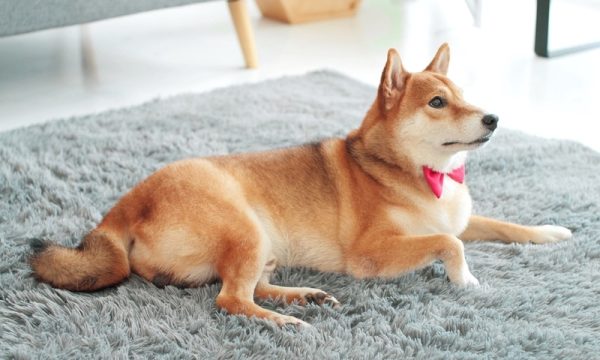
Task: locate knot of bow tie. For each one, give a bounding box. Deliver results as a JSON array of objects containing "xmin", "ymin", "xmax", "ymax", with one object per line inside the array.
[{"xmin": 422, "ymin": 165, "xmax": 465, "ymax": 198}]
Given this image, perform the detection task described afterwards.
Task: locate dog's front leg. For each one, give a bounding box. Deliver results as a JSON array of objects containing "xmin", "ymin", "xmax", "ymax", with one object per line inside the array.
[
  {"xmin": 347, "ymin": 232, "xmax": 479, "ymax": 286},
  {"xmin": 460, "ymin": 215, "xmax": 572, "ymax": 244}
]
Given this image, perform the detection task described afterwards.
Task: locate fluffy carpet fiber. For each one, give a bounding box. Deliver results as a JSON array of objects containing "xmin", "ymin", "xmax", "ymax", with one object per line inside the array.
[{"xmin": 1, "ymin": 71, "xmax": 599, "ymax": 359}]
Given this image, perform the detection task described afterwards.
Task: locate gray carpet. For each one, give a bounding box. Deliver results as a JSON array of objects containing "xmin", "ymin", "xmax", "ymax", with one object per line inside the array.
[{"xmin": 1, "ymin": 71, "xmax": 599, "ymax": 359}]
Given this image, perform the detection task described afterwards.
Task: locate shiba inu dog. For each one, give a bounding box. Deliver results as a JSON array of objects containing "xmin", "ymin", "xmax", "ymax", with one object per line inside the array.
[{"xmin": 30, "ymin": 44, "xmax": 572, "ymax": 327}]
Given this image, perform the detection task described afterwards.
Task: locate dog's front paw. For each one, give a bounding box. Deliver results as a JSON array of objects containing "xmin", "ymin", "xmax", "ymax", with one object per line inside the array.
[
  {"xmin": 448, "ymin": 264, "xmax": 480, "ymax": 287},
  {"xmin": 456, "ymin": 270, "xmax": 480, "ymax": 287},
  {"xmin": 531, "ymin": 225, "xmax": 572, "ymax": 244}
]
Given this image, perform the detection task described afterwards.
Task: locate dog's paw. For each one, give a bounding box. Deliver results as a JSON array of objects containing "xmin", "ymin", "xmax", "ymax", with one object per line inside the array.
[
  {"xmin": 531, "ymin": 225, "xmax": 572, "ymax": 244},
  {"xmin": 272, "ymin": 314, "xmax": 311, "ymax": 328},
  {"xmin": 456, "ymin": 271, "xmax": 480, "ymax": 287},
  {"xmin": 304, "ymin": 291, "xmax": 341, "ymax": 309},
  {"xmin": 448, "ymin": 264, "xmax": 480, "ymax": 287}
]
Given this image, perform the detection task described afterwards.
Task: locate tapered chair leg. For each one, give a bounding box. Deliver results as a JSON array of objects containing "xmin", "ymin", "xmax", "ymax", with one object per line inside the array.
[
  {"xmin": 80, "ymin": 25, "xmax": 98, "ymax": 84},
  {"xmin": 227, "ymin": 0, "xmax": 258, "ymax": 68}
]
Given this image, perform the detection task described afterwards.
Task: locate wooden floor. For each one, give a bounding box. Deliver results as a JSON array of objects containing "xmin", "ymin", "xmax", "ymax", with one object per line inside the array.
[{"xmin": 0, "ymin": 0, "xmax": 598, "ymax": 150}]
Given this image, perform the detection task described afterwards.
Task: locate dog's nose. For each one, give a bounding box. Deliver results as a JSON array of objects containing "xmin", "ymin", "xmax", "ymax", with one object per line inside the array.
[{"xmin": 482, "ymin": 114, "xmax": 499, "ymax": 131}]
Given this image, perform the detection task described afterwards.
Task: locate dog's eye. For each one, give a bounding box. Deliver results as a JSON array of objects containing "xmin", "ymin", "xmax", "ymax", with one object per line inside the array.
[{"xmin": 428, "ymin": 96, "xmax": 446, "ymax": 109}]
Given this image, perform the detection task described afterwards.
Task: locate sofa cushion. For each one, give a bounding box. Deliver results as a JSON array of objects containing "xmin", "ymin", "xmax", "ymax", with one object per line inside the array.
[{"xmin": 0, "ymin": 0, "xmax": 214, "ymax": 37}]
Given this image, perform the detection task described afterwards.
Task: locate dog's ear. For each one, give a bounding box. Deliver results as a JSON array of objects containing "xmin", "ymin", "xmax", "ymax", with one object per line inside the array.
[
  {"xmin": 379, "ymin": 48, "xmax": 407, "ymax": 112},
  {"xmin": 424, "ymin": 43, "xmax": 450, "ymax": 75}
]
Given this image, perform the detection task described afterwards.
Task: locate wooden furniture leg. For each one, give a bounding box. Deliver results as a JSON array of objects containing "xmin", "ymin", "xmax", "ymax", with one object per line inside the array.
[
  {"xmin": 80, "ymin": 25, "xmax": 98, "ymax": 84},
  {"xmin": 227, "ymin": 0, "xmax": 258, "ymax": 68}
]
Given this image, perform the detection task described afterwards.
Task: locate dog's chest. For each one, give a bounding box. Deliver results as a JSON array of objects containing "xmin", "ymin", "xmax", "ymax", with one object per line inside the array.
[{"xmin": 387, "ymin": 181, "xmax": 472, "ymax": 236}]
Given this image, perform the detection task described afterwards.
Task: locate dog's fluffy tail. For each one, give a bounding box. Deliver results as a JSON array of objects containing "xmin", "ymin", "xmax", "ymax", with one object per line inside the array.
[{"xmin": 29, "ymin": 221, "xmax": 131, "ymax": 291}]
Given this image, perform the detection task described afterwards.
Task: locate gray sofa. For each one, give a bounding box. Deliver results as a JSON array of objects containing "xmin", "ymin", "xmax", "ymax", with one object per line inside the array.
[{"xmin": 0, "ymin": 0, "xmax": 257, "ymax": 68}]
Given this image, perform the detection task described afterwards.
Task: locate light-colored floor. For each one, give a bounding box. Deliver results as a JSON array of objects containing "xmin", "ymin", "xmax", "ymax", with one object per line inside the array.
[{"xmin": 1, "ymin": 0, "xmax": 599, "ymax": 150}]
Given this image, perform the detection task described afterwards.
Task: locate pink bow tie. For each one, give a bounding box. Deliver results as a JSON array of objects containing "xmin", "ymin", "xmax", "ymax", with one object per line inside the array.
[{"xmin": 422, "ymin": 165, "xmax": 465, "ymax": 198}]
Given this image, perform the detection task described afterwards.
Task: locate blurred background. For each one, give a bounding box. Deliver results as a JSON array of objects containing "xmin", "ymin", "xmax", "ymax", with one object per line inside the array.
[{"xmin": 0, "ymin": 0, "xmax": 599, "ymax": 149}]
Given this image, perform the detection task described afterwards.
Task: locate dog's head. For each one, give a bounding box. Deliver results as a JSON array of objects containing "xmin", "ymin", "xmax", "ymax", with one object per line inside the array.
[{"xmin": 356, "ymin": 43, "xmax": 498, "ymax": 172}]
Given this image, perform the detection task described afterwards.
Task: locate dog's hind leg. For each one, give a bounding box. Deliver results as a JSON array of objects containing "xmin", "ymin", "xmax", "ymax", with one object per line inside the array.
[
  {"xmin": 254, "ymin": 259, "xmax": 340, "ymax": 308},
  {"xmin": 214, "ymin": 228, "xmax": 309, "ymax": 327},
  {"xmin": 460, "ymin": 215, "xmax": 572, "ymax": 244}
]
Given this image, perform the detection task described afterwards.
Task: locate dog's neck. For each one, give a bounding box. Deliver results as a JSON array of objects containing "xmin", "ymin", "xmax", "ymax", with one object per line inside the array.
[
  {"xmin": 345, "ymin": 135, "xmax": 408, "ymax": 191},
  {"xmin": 345, "ymin": 124, "xmax": 467, "ymax": 193}
]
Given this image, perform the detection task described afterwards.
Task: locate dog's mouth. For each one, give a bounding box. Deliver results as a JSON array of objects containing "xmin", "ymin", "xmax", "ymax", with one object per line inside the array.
[{"xmin": 443, "ymin": 133, "xmax": 493, "ymax": 147}]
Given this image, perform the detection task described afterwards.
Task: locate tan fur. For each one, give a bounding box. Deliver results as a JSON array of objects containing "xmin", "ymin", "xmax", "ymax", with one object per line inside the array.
[{"xmin": 30, "ymin": 44, "xmax": 571, "ymax": 326}]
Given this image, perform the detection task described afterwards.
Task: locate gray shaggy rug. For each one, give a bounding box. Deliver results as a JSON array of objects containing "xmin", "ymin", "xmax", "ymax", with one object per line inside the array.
[{"xmin": 1, "ymin": 71, "xmax": 599, "ymax": 359}]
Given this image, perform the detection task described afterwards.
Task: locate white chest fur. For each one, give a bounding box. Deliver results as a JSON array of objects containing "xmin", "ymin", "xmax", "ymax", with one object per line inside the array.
[{"xmin": 387, "ymin": 180, "xmax": 473, "ymax": 236}]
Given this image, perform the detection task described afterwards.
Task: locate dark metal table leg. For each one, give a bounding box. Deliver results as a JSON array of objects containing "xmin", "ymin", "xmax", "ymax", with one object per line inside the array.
[
  {"xmin": 534, "ymin": 0, "xmax": 600, "ymax": 58},
  {"xmin": 534, "ymin": 0, "xmax": 551, "ymax": 57}
]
